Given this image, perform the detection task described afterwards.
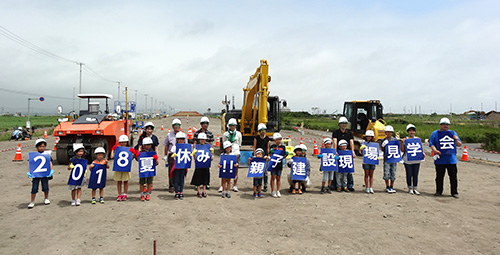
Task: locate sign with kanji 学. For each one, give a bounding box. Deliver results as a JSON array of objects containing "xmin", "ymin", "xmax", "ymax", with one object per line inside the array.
[
  {"xmin": 267, "ymin": 149, "xmax": 285, "ymax": 171},
  {"xmin": 138, "ymin": 151, "xmax": 156, "ymax": 178},
  {"xmin": 29, "ymin": 152, "xmax": 51, "ymax": 178},
  {"xmin": 247, "ymin": 157, "xmax": 267, "ymax": 178},
  {"xmin": 405, "ymin": 138, "xmax": 424, "ymax": 161},
  {"xmin": 363, "ymin": 142, "xmax": 379, "ymax": 165},
  {"xmin": 320, "ymin": 148, "xmax": 338, "ymax": 171},
  {"xmin": 219, "ymin": 155, "xmax": 238, "ymax": 179},
  {"xmin": 338, "ymin": 150, "xmax": 354, "ymax": 173},
  {"xmin": 194, "ymin": 144, "xmax": 212, "ymax": 168},
  {"xmin": 291, "ymin": 157, "xmax": 307, "ymax": 181},
  {"xmin": 437, "ymin": 131, "xmax": 457, "ymax": 155},
  {"xmin": 385, "ymin": 140, "xmax": 402, "ymax": 163},
  {"xmin": 67, "ymin": 159, "xmax": 87, "ymax": 186},
  {"xmin": 88, "ymin": 164, "xmax": 107, "ymax": 189},
  {"xmin": 175, "ymin": 143, "xmax": 192, "ymax": 169},
  {"xmin": 113, "ymin": 146, "xmax": 133, "ymax": 172}
]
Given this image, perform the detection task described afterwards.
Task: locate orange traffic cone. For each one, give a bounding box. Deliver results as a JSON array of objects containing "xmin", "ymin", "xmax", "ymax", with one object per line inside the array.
[
  {"xmin": 461, "ymin": 145, "xmax": 469, "ymax": 161},
  {"xmin": 54, "ymin": 137, "xmax": 58, "ymax": 151},
  {"xmin": 161, "ymin": 124, "xmax": 164, "ymax": 131},
  {"xmin": 192, "ymin": 126, "xmax": 197, "ymax": 133},
  {"xmin": 313, "ymin": 140, "xmax": 319, "ymax": 156},
  {"xmin": 321, "ymin": 136, "xmax": 325, "ymax": 148},
  {"xmin": 168, "ymin": 128, "xmax": 171, "ymax": 133},
  {"xmin": 13, "ymin": 144, "xmax": 22, "ymax": 161},
  {"xmin": 187, "ymin": 127, "xmax": 193, "ymax": 140},
  {"xmin": 215, "ymin": 134, "xmax": 220, "ymax": 147},
  {"xmin": 300, "ymin": 137, "xmax": 304, "ymax": 145},
  {"xmin": 44, "ymin": 130, "xmax": 48, "ymax": 139}
]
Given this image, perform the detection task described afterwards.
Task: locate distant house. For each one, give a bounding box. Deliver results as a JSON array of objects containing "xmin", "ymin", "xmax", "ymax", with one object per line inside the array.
[
  {"xmin": 485, "ymin": 111, "xmax": 500, "ymax": 120},
  {"xmin": 172, "ymin": 111, "xmax": 203, "ymax": 117}
]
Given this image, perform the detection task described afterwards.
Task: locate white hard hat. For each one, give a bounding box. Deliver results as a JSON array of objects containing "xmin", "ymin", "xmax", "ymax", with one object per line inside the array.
[
  {"xmin": 35, "ymin": 139, "xmax": 47, "ymax": 147},
  {"xmin": 175, "ymin": 132, "xmax": 186, "ymax": 139},
  {"xmin": 18, "ymin": 127, "xmax": 22, "ymax": 130},
  {"xmin": 338, "ymin": 139, "xmax": 348, "ymax": 146},
  {"xmin": 440, "ymin": 117, "xmax": 451, "ymax": 125},
  {"xmin": 365, "ymin": 130, "xmax": 375, "ymax": 137},
  {"xmin": 257, "ymin": 123, "xmax": 267, "ymax": 131},
  {"xmin": 293, "ymin": 145, "xmax": 302, "ymax": 152},
  {"xmin": 300, "ymin": 144, "xmax": 307, "ymax": 151},
  {"xmin": 73, "ymin": 143, "xmax": 85, "ymax": 152},
  {"xmin": 144, "ymin": 121, "xmax": 155, "ymax": 129},
  {"xmin": 273, "ymin": 133, "xmax": 282, "ymax": 140},
  {"xmin": 384, "ymin": 125, "xmax": 394, "ymax": 132},
  {"xmin": 94, "ymin": 147, "xmax": 106, "ymax": 154},
  {"xmin": 255, "ymin": 148, "xmax": 265, "ymax": 154},
  {"xmin": 200, "ymin": 117, "xmax": 210, "ymax": 124},
  {"xmin": 172, "ymin": 118, "xmax": 182, "ymax": 125},
  {"xmin": 227, "ymin": 118, "xmax": 237, "ymax": 127},
  {"xmin": 323, "ymin": 137, "xmax": 333, "ymax": 144},
  {"xmin": 142, "ymin": 137, "xmax": 153, "ymax": 145},
  {"xmin": 338, "ymin": 117, "xmax": 348, "ymax": 124},
  {"xmin": 118, "ymin": 135, "xmax": 129, "ymax": 142},
  {"xmin": 406, "ymin": 124, "xmax": 416, "ymax": 131},
  {"xmin": 197, "ymin": 132, "xmax": 207, "ymax": 140},
  {"xmin": 223, "ymin": 141, "xmax": 232, "ymax": 149}
]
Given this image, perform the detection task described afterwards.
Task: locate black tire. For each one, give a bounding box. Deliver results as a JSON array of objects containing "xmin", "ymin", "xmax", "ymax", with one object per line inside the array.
[{"xmin": 56, "ymin": 148, "xmax": 69, "ymax": 165}]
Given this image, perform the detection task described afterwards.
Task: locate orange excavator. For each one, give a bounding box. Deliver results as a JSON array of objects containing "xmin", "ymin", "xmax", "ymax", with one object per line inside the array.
[{"xmin": 53, "ymin": 94, "xmax": 132, "ymax": 164}]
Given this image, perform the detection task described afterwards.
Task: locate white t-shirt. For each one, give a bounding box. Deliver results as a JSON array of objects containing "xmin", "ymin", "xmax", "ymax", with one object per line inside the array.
[{"xmin": 222, "ymin": 130, "xmax": 242, "ymax": 155}]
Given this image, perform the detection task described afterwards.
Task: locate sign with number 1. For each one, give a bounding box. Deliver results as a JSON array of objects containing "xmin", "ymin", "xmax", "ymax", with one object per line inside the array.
[
  {"xmin": 29, "ymin": 152, "xmax": 51, "ymax": 178},
  {"xmin": 88, "ymin": 164, "xmax": 107, "ymax": 189},
  {"xmin": 113, "ymin": 147, "xmax": 133, "ymax": 172}
]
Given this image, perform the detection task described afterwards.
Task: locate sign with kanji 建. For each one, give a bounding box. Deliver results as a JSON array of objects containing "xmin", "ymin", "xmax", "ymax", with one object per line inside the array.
[{"xmin": 291, "ymin": 157, "xmax": 307, "ymax": 181}]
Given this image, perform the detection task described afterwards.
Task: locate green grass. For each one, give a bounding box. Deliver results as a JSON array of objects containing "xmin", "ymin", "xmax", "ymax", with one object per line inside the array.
[{"xmin": 0, "ymin": 115, "xmax": 59, "ymax": 131}]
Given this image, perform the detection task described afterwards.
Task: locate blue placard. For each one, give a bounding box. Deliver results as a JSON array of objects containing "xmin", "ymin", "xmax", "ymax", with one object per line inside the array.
[
  {"xmin": 320, "ymin": 148, "xmax": 338, "ymax": 171},
  {"xmin": 267, "ymin": 149, "xmax": 285, "ymax": 171},
  {"xmin": 113, "ymin": 146, "xmax": 133, "ymax": 172},
  {"xmin": 68, "ymin": 159, "xmax": 88, "ymax": 186},
  {"xmin": 385, "ymin": 140, "xmax": 402, "ymax": 163},
  {"xmin": 88, "ymin": 164, "xmax": 107, "ymax": 189},
  {"xmin": 175, "ymin": 143, "xmax": 192, "ymax": 169},
  {"xmin": 338, "ymin": 150, "xmax": 355, "ymax": 173},
  {"xmin": 239, "ymin": 150, "xmax": 253, "ymax": 168},
  {"xmin": 405, "ymin": 138, "xmax": 424, "ymax": 161},
  {"xmin": 247, "ymin": 157, "xmax": 267, "ymax": 178},
  {"xmin": 195, "ymin": 144, "xmax": 212, "ymax": 168},
  {"xmin": 219, "ymin": 155, "xmax": 238, "ymax": 179},
  {"xmin": 291, "ymin": 157, "xmax": 308, "ymax": 181},
  {"xmin": 138, "ymin": 151, "xmax": 157, "ymax": 178},
  {"xmin": 29, "ymin": 152, "xmax": 51, "ymax": 178},
  {"xmin": 437, "ymin": 131, "xmax": 457, "ymax": 155},
  {"xmin": 363, "ymin": 142, "xmax": 379, "ymax": 165}
]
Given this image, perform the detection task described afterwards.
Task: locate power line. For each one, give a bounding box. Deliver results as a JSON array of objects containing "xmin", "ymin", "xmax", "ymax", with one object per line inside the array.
[{"xmin": 0, "ymin": 87, "xmax": 73, "ymax": 100}]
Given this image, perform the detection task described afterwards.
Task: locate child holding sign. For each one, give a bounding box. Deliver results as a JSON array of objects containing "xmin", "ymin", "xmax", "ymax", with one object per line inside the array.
[
  {"xmin": 27, "ymin": 139, "xmax": 53, "ymax": 209},
  {"xmin": 219, "ymin": 141, "xmax": 239, "ymax": 198},
  {"xmin": 402, "ymin": 124, "xmax": 425, "ymax": 195},
  {"xmin": 336, "ymin": 140, "xmax": 353, "ymax": 192},
  {"xmin": 136, "ymin": 137, "xmax": 158, "ymax": 201},
  {"xmin": 318, "ymin": 138, "xmax": 335, "ymax": 194},
  {"xmin": 287, "ymin": 145, "xmax": 310, "ymax": 194},
  {"xmin": 269, "ymin": 133, "xmax": 287, "ymax": 198},
  {"xmin": 361, "ymin": 130, "xmax": 378, "ymax": 194},
  {"xmin": 380, "ymin": 125, "xmax": 400, "ymax": 193},
  {"xmin": 111, "ymin": 135, "xmax": 131, "ymax": 201},
  {"xmin": 248, "ymin": 148, "xmax": 268, "ymax": 198},
  {"xmin": 68, "ymin": 144, "xmax": 86, "ymax": 206},
  {"xmin": 190, "ymin": 133, "xmax": 213, "ymax": 198},
  {"xmin": 170, "ymin": 132, "xmax": 189, "ymax": 200},
  {"xmin": 89, "ymin": 147, "xmax": 109, "ymax": 204}
]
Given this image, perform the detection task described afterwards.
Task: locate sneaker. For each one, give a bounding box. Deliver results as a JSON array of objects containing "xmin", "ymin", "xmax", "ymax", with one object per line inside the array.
[
  {"xmin": 197, "ymin": 192, "xmax": 202, "ymax": 198},
  {"xmin": 218, "ymin": 186, "xmax": 223, "ymax": 193},
  {"xmin": 386, "ymin": 187, "xmax": 391, "ymax": 193},
  {"xmin": 169, "ymin": 187, "xmax": 174, "ymax": 193},
  {"xmin": 452, "ymin": 194, "xmax": 459, "ymax": 199},
  {"xmin": 232, "ymin": 186, "xmax": 239, "ymax": 192},
  {"xmin": 221, "ymin": 192, "xmax": 226, "ymax": 198},
  {"xmin": 337, "ymin": 187, "xmax": 342, "ymax": 192},
  {"xmin": 348, "ymin": 187, "xmax": 355, "ymax": 192},
  {"xmin": 254, "ymin": 192, "xmax": 258, "ymax": 198},
  {"xmin": 413, "ymin": 189, "xmax": 420, "ymax": 195},
  {"xmin": 258, "ymin": 192, "xmax": 263, "ymax": 198},
  {"xmin": 202, "ymin": 192, "xmax": 207, "ymax": 198},
  {"xmin": 122, "ymin": 194, "xmax": 127, "ymax": 201},
  {"xmin": 141, "ymin": 195, "xmax": 145, "ymax": 201},
  {"xmin": 326, "ymin": 188, "xmax": 332, "ymax": 194},
  {"xmin": 276, "ymin": 191, "xmax": 281, "ymax": 198},
  {"xmin": 365, "ymin": 188, "xmax": 370, "ymax": 193},
  {"xmin": 44, "ymin": 198, "xmax": 50, "ymax": 205},
  {"xmin": 179, "ymin": 193, "xmax": 184, "ymax": 200},
  {"xmin": 146, "ymin": 194, "xmax": 151, "ymax": 201},
  {"xmin": 100, "ymin": 197, "xmax": 104, "ymax": 204},
  {"xmin": 409, "ymin": 189, "xmax": 414, "ymax": 195},
  {"xmin": 369, "ymin": 188, "xmax": 374, "ymax": 194},
  {"xmin": 263, "ymin": 185, "xmax": 268, "ymax": 192},
  {"xmin": 391, "ymin": 187, "xmax": 397, "ymax": 193},
  {"xmin": 71, "ymin": 200, "xmax": 76, "ymax": 206},
  {"xmin": 226, "ymin": 192, "xmax": 231, "ymax": 198},
  {"xmin": 28, "ymin": 202, "xmax": 35, "ymax": 209},
  {"xmin": 271, "ymin": 191, "xmax": 277, "ymax": 198},
  {"xmin": 298, "ymin": 189, "xmax": 303, "ymax": 194},
  {"xmin": 76, "ymin": 199, "xmax": 81, "ymax": 206},
  {"xmin": 434, "ymin": 193, "xmax": 442, "ymax": 196},
  {"xmin": 320, "ymin": 187, "xmax": 325, "ymax": 194},
  {"xmin": 292, "ymin": 189, "xmax": 296, "ymax": 194},
  {"xmin": 117, "ymin": 195, "xmax": 122, "ymax": 202},
  {"xmin": 91, "ymin": 198, "xmax": 97, "ymax": 204}
]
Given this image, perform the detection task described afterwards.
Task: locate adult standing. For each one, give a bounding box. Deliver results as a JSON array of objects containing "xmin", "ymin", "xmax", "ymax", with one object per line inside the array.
[
  {"xmin": 193, "ymin": 116, "xmax": 215, "ymax": 189},
  {"xmin": 253, "ymin": 123, "xmax": 270, "ymax": 192},
  {"xmin": 163, "ymin": 118, "xmax": 187, "ymax": 193},
  {"xmin": 331, "ymin": 117, "xmax": 356, "ymax": 191},
  {"xmin": 429, "ymin": 117, "xmax": 462, "ymax": 198},
  {"xmin": 221, "ymin": 118, "xmax": 242, "ymax": 192}
]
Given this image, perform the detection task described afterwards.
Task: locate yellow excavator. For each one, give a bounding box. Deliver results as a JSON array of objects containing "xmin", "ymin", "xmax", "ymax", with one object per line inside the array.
[{"xmin": 220, "ymin": 59, "xmax": 284, "ymax": 148}]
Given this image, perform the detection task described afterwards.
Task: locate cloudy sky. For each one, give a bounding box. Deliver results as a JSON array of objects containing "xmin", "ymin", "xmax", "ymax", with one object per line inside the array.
[{"xmin": 1, "ymin": 0, "xmax": 499, "ymax": 115}]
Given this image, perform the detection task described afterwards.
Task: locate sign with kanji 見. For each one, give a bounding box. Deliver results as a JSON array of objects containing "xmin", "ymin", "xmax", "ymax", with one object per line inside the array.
[
  {"xmin": 194, "ymin": 144, "xmax": 212, "ymax": 168},
  {"xmin": 405, "ymin": 138, "xmax": 424, "ymax": 161},
  {"xmin": 338, "ymin": 150, "xmax": 354, "ymax": 173},
  {"xmin": 320, "ymin": 148, "xmax": 338, "ymax": 171},
  {"xmin": 247, "ymin": 157, "xmax": 267, "ymax": 178},
  {"xmin": 363, "ymin": 142, "xmax": 379, "ymax": 165},
  {"xmin": 291, "ymin": 157, "xmax": 307, "ymax": 181},
  {"xmin": 138, "ymin": 151, "xmax": 156, "ymax": 178},
  {"xmin": 385, "ymin": 140, "xmax": 402, "ymax": 163},
  {"xmin": 437, "ymin": 131, "xmax": 457, "ymax": 155},
  {"xmin": 175, "ymin": 143, "xmax": 192, "ymax": 169}
]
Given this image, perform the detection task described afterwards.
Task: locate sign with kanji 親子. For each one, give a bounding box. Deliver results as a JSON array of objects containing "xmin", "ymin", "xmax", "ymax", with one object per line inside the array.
[
  {"xmin": 67, "ymin": 159, "xmax": 87, "ymax": 186},
  {"xmin": 291, "ymin": 157, "xmax": 307, "ymax": 181},
  {"xmin": 194, "ymin": 144, "xmax": 212, "ymax": 168},
  {"xmin": 175, "ymin": 143, "xmax": 192, "ymax": 169},
  {"xmin": 320, "ymin": 148, "xmax": 338, "ymax": 171},
  {"xmin": 338, "ymin": 150, "xmax": 354, "ymax": 173},
  {"xmin": 405, "ymin": 138, "xmax": 424, "ymax": 161},
  {"xmin": 88, "ymin": 164, "xmax": 107, "ymax": 189},
  {"xmin": 437, "ymin": 131, "xmax": 457, "ymax": 155},
  {"xmin": 247, "ymin": 157, "xmax": 267, "ymax": 178},
  {"xmin": 29, "ymin": 152, "xmax": 51, "ymax": 178},
  {"xmin": 363, "ymin": 142, "xmax": 379, "ymax": 165},
  {"xmin": 385, "ymin": 140, "xmax": 402, "ymax": 163},
  {"xmin": 138, "ymin": 151, "xmax": 156, "ymax": 178},
  {"xmin": 113, "ymin": 147, "xmax": 133, "ymax": 172},
  {"xmin": 267, "ymin": 149, "xmax": 285, "ymax": 171},
  {"xmin": 219, "ymin": 155, "xmax": 237, "ymax": 179}
]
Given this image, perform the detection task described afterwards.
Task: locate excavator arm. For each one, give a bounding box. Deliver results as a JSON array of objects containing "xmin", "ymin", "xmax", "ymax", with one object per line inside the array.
[{"xmin": 241, "ymin": 59, "xmax": 269, "ymax": 135}]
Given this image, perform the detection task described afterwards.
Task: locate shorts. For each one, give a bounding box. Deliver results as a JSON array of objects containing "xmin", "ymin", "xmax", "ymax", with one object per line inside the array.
[
  {"xmin": 383, "ymin": 162, "xmax": 397, "ymax": 181},
  {"xmin": 270, "ymin": 169, "xmax": 283, "ymax": 176},
  {"xmin": 363, "ymin": 164, "xmax": 376, "ymax": 170},
  {"xmin": 113, "ymin": 171, "xmax": 131, "ymax": 182},
  {"xmin": 140, "ymin": 177, "xmax": 154, "ymax": 185},
  {"xmin": 68, "ymin": 178, "xmax": 86, "ymax": 191},
  {"xmin": 31, "ymin": 178, "xmax": 49, "ymax": 194},
  {"xmin": 253, "ymin": 178, "xmax": 263, "ymax": 186},
  {"xmin": 322, "ymin": 171, "xmax": 335, "ymax": 182}
]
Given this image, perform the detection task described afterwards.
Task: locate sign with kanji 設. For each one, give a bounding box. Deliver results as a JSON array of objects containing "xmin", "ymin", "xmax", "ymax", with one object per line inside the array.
[
  {"xmin": 267, "ymin": 149, "xmax": 285, "ymax": 171},
  {"xmin": 88, "ymin": 164, "xmax": 107, "ymax": 189},
  {"xmin": 194, "ymin": 144, "xmax": 212, "ymax": 168},
  {"xmin": 138, "ymin": 151, "xmax": 156, "ymax": 178},
  {"xmin": 320, "ymin": 148, "xmax": 338, "ymax": 171},
  {"xmin": 291, "ymin": 157, "xmax": 308, "ymax": 181},
  {"xmin": 247, "ymin": 157, "xmax": 267, "ymax": 178},
  {"xmin": 338, "ymin": 150, "xmax": 355, "ymax": 173},
  {"xmin": 113, "ymin": 146, "xmax": 133, "ymax": 172},
  {"xmin": 405, "ymin": 138, "xmax": 424, "ymax": 161},
  {"xmin": 437, "ymin": 131, "xmax": 457, "ymax": 155},
  {"xmin": 219, "ymin": 155, "xmax": 238, "ymax": 179},
  {"xmin": 175, "ymin": 143, "xmax": 192, "ymax": 169},
  {"xmin": 363, "ymin": 142, "xmax": 379, "ymax": 165},
  {"xmin": 385, "ymin": 140, "xmax": 402, "ymax": 163}
]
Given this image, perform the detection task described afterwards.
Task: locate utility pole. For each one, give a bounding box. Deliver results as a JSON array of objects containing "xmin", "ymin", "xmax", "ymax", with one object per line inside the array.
[
  {"xmin": 77, "ymin": 62, "xmax": 84, "ymax": 111},
  {"xmin": 150, "ymin": 96, "xmax": 153, "ymax": 114},
  {"xmin": 73, "ymin": 87, "xmax": 75, "ymax": 112},
  {"xmin": 134, "ymin": 90, "xmax": 138, "ymax": 104},
  {"xmin": 117, "ymin": 81, "xmax": 121, "ymax": 104},
  {"xmin": 144, "ymin": 94, "xmax": 148, "ymax": 114}
]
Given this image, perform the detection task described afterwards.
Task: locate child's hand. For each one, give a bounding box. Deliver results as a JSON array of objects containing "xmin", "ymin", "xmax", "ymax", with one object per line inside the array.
[
  {"xmin": 234, "ymin": 163, "xmax": 239, "ymax": 167},
  {"xmin": 218, "ymin": 164, "xmax": 222, "ymax": 168},
  {"xmin": 89, "ymin": 163, "xmax": 95, "ymax": 169},
  {"xmin": 171, "ymin": 153, "xmax": 177, "ymax": 158},
  {"xmin": 317, "ymin": 154, "xmax": 323, "ymax": 159},
  {"xmin": 211, "ymin": 156, "xmax": 214, "ymax": 161},
  {"xmin": 209, "ymin": 148, "xmax": 214, "ymax": 154},
  {"xmin": 334, "ymin": 155, "xmax": 340, "ymax": 160},
  {"xmin": 360, "ymin": 144, "xmax": 366, "ymax": 150},
  {"xmin": 382, "ymin": 140, "xmax": 389, "ymax": 147}
]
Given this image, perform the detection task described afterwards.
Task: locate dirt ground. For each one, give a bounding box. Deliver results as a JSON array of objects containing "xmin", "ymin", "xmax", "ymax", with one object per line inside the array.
[{"xmin": 1, "ymin": 116, "xmax": 499, "ymax": 255}]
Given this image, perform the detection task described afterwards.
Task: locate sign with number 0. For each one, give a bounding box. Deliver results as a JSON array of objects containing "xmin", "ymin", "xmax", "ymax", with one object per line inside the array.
[
  {"xmin": 67, "ymin": 159, "xmax": 88, "ymax": 186},
  {"xmin": 29, "ymin": 152, "xmax": 51, "ymax": 178},
  {"xmin": 88, "ymin": 164, "xmax": 107, "ymax": 189},
  {"xmin": 113, "ymin": 146, "xmax": 133, "ymax": 172}
]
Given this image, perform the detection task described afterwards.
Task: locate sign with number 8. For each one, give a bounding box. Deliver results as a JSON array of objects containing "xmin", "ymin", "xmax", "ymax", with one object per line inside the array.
[{"xmin": 113, "ymin": 146, "xmax": 133, "ymax": 172}]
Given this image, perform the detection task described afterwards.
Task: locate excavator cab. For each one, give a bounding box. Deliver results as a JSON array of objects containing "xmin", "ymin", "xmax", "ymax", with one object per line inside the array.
[{"xmin": 343, "ymin": 100, "xmax": 386, "ymax": 146}]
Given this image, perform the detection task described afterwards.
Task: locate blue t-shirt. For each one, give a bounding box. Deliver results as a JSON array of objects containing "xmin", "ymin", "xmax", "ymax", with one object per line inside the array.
[{"xmin": 429, "ymin": 130, "xmax": 461, "ymax": 165}]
